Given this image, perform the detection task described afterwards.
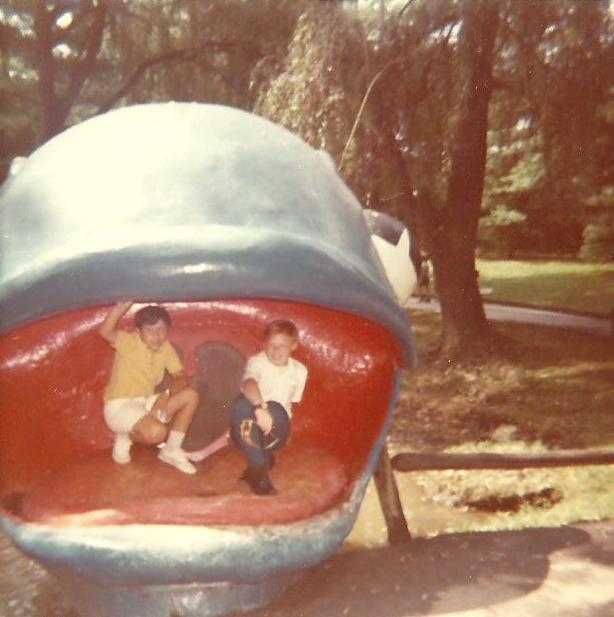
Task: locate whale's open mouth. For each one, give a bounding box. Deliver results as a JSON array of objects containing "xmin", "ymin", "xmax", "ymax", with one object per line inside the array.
[
  {"xmin": 0, "ymin": 105, "xmax": 414, "ymax": 611},
  {"xmin": 0, "ymin": 299, "xmax": 402, "ymax": 530}
]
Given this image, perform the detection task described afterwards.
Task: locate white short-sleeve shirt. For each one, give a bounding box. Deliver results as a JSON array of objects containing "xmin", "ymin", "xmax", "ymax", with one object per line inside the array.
[{"xmin": 243, "ymin": 351, "xmax": 308, "ymax": 417}]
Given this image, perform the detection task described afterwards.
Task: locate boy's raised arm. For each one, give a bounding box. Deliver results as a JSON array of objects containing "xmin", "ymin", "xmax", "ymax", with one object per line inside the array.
[{"xmin": 99, "ymin": 301, "xmax": 133, "ymax": 344}]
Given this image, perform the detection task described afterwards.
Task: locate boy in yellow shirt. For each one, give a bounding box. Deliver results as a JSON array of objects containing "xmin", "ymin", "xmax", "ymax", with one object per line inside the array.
[{"xmin": 100, "ymin": 302, "xmax": 199, "ymax": 474}]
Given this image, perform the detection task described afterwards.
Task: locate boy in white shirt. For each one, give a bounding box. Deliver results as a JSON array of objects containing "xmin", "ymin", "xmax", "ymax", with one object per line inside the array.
[{"xmin": 230, "ymin": 319, "xmax": 308, "ymax": 495}]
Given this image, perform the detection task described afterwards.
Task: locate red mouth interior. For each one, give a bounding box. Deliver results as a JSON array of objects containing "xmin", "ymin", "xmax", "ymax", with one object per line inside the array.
[{"xmin": 0, "ymin": 300, "xmax": 402, "ymax": 527}]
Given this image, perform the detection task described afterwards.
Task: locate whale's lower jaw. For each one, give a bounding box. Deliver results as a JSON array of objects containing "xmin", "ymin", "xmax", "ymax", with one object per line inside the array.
[
  {"xmin": 0, "ymin": 477, "xmax": 369, "ymax": 617},
  {"xmin": 0, "ymin": 476, "xmax": 367, "ymax": 584}
]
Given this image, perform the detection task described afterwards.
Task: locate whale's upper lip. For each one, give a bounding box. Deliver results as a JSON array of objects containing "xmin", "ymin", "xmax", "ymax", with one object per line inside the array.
[{"xmin": 0, "ymin": 103, "xmax": 413, "ymax": 362}]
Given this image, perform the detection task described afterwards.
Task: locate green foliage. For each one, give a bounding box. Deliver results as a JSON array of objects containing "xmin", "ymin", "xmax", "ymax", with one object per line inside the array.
[
  {"xmin": 254, "ymin": 4, "xmax": 366, "ymax": 163},
  {"xmin": 481, "ymin": 0, "xmax": 614, "ymax": 258},
  {"xmin": 579, "ymin": 212, "xmax": 614, "ymax": 262},
  {"xmin": 498, "ymin": 151, "xmax": 545, "ymax": 195},
  {"xmin": 478, "ymin": 205, "xmax": 527, "ymax": 257},
  {"xmin": 0, "ymin": 70, "xmax": 39, "ymax": 177},
  {"xmin": 481, "ymin": 205, "xmax": 527, "ymax": 228},
  {"xmin": 0, "ymin": 0, "xmax": 305, "ymax": 173}
]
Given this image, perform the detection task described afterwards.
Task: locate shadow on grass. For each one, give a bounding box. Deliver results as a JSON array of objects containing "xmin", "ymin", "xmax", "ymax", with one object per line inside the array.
[{"xmin": 400, "ymin": 312, "xmax": 614, "ymax": 450}]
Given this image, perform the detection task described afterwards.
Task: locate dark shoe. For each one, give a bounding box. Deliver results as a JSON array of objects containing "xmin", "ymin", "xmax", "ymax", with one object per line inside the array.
[{"xmin": 242, "ymin": 466, "xmax": 276, "ymax": 495}]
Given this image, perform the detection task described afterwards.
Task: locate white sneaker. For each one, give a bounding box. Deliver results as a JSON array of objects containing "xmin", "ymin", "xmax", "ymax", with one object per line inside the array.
[
  {"xmin": 112, "ymin": 434, "xmax": 132, "ymax": 464},
  {"xmin": 158, "ymin": 447, "xmax": 197, "ymax": 475}
]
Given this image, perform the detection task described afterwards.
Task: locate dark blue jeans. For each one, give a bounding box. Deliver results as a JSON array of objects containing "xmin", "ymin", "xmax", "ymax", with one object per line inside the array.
[{"xmin": 230, "ymin": 396, "xmax": 291, "ymax": 470}]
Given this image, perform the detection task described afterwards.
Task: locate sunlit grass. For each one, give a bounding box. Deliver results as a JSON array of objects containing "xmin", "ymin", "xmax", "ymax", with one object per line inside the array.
[
  {"xmin": 404, "ymin": 443, "xmax": 614, "ymax": 537},
  {"xmin": 477, "ymin": 259, "xmax": 614, "ymax": 315}
]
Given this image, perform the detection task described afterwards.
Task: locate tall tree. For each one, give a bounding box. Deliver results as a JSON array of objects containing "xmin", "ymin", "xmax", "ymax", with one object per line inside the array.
[
  {"xmin": 0, "ymin": 0, "xmax": 305, "ymax": 177},
  {"xmin": 255, "ymin": 0, "xmax": 502, "ymax": 360},
  {"xmin": 428, "ymin": 0, "xmax": 500, "ymax": 359},
  {"xmin": 254, "ymin": 3, "xmax": 366, "ymax": 163},
  {"xmin": 33, "ymin": 0, "xmax": 107, "ymax": 140}
]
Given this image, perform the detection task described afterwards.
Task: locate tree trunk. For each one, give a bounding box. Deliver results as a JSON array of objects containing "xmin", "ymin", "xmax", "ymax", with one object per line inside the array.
[
  {"xmin": 35, "ymin": 3, "xmax": 59, "ymax": 139},
  {"xmin": 35, "ymin": 2, "xmax": 107, "ymax": 141},
  {"xmin": 430, "ymin": 0, "xmax": 500, "ymax": 360}
]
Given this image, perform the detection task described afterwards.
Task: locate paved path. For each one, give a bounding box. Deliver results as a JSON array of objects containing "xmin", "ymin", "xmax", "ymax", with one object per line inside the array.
[
  {"xmin": 406, "ymin": 298, "xmax": 612, "ymax": 337},
  {"xmin": 246, "ymin": 521, "xmax": 614, "ymax": 617}
]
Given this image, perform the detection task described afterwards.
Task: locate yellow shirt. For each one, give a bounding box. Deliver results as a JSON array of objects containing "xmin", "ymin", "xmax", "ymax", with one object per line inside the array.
[{"xmin": 104, "ymin": 331, "xmax": 183, "ymax": 401}]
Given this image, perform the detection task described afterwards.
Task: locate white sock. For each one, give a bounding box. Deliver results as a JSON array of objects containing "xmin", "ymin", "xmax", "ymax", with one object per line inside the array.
[
  {"xmin": 165, "ymin": 430, "xmax": 185, "ymax": 451},
  {"xmin": 115, "ymin": 433, "xmax": 132, "ymax": 447}
]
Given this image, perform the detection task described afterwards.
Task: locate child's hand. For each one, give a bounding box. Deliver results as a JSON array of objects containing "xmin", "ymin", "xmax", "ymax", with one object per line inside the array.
[
  {"xmin": 151, "ymin": 391, "xmax": 170, "ymax": 423},
  {"xmin": 255, "ymin": 406, "xmax": 273, "ymax": 434}
]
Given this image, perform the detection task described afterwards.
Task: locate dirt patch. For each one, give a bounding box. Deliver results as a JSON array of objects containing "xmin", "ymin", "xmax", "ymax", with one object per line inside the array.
[{"xmin": 463, "ymin": 486, "xmax": 563, "ymax": 513}]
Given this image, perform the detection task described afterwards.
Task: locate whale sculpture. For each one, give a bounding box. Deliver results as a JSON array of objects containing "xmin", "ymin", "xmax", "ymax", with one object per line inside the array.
[{"xmin": 0, "ymin": 103, "xmax": 415, "ymax": 617}]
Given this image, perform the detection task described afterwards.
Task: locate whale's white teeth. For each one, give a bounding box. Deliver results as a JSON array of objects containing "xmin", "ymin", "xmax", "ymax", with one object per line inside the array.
[{"xmin": 371, "ymin": 228, "xmax": 417, "ymax": 305}]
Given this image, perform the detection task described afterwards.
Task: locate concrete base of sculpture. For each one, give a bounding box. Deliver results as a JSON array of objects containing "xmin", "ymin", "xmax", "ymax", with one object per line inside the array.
[{"xmin": 55, "ymin": 571, "xmax": 301, "ymax": 617}]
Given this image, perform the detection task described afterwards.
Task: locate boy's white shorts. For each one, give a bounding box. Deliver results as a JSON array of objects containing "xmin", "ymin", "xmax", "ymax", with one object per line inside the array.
[{"xmin": 104, "ymin": 394, "xmax": 160, "ymax": 434}]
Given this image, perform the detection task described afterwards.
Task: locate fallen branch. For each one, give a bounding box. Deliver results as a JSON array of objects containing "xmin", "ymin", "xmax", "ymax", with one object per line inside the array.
[{"xmin": 392, "ymin": 449, "xmax": 614, "ymax": 472}]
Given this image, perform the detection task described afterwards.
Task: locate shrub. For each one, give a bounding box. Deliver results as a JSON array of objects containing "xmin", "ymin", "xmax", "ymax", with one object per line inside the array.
[{"xmin": 579, "ymin": 212, "xmax": 614, "ymax": 262}]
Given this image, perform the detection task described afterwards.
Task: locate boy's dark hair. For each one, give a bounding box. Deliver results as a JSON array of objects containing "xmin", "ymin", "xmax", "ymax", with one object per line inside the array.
[
  {"xmin": 135, "ymin": 305, "xmax": 171, "ymax": 330},
  {"xmin": 264, "ymin": 319, "xmax": 298, "ymax": 341}
]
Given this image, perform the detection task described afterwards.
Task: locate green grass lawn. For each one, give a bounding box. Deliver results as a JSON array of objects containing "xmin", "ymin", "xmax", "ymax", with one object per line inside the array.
[{"xmin": 476, "ymin": 259, "xmax": 614, "ymax": 316}]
